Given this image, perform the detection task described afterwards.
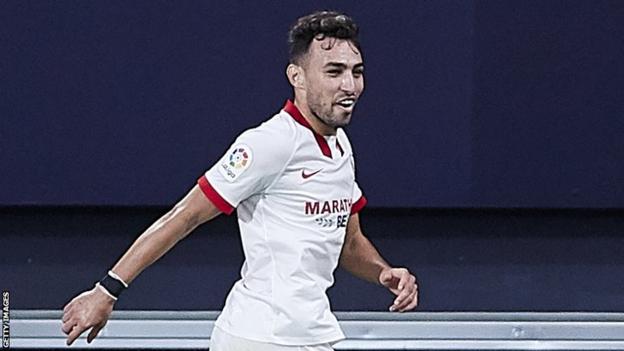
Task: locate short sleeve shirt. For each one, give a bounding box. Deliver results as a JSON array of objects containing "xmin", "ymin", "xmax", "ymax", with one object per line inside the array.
[{"xmin": 198, "ymin": 100, "xmax": 366, "ymax": 345}]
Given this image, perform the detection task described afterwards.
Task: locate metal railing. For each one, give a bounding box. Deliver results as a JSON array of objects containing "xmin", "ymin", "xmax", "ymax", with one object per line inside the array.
[{"xmin": 10, "ymin": 310, "xmax": 624, "ymax": 350}]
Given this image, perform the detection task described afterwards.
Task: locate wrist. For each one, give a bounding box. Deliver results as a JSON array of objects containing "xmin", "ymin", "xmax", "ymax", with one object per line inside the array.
[
  {"xmin": 94, "ymin": 283, "xmax": 118, "ymax": 303},
  {"xmin": 97, "ymin": 270, "xmax": 129, "ymax": 300},
  {"xmin": 377, "ymin": 266, "xmax": 388, "ymax": 285}
]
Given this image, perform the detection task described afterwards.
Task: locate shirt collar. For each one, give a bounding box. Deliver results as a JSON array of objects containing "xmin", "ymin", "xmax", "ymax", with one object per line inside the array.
[{"xmin": 283, "ymin": 100, "xmax": 332, "ymax": 158}]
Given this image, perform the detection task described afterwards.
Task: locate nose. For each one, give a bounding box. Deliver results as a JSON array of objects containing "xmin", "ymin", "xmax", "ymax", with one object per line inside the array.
[{"xmin": 340, "ymin": 73, "xmax": 356, "ymax": 93}]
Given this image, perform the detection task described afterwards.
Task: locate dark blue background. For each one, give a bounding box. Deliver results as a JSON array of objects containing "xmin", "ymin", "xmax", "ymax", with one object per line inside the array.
[
  {"xmin": 1, "ymin": 0, "xmax": 623, "ymax": 207},
  {"xmin": 2, "ymin": 1, "xmax": 624, "ymax": 313},
  {"xmin": 4, "ymin": 207, "xmax": 624, "ymax": 311}
]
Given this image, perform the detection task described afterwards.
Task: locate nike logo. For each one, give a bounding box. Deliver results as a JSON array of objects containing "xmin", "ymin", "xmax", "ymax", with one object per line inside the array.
[{"xmin": 301, "ymin": 169, "xmax": 323, "ymax": 179}]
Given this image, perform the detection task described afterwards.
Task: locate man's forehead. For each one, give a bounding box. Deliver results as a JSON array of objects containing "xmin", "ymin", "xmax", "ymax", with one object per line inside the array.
[{"xmin": 306, "ymin": 37, "xmax": 362, "ymax": 66}]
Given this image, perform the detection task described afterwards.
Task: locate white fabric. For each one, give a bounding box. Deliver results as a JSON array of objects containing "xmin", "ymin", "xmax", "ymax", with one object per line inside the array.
[
  {"xmin": 201, "ymin": 104, "xmax": 365, "ymax": 345},
  {"xmin": 210, "ymin": 326, "xmax": 333, "ymax": 351}
]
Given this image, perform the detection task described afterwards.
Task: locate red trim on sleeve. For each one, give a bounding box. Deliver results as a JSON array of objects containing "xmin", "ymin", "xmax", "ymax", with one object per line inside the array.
[
  {"xmin": 283, "ymin": 100, "xmax": 332, "ymax": 158},
  {"xmin": 197, "ymin": 176, "xmax": 235, "ymax": 215},
  {"xmin": 351, "ymin": 195, "xmax": 367, "ymax": 214}
]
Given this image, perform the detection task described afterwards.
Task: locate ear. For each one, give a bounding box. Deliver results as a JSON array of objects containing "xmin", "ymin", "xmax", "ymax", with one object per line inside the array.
[{"xmin": 286, "ymin": 63, "xmax": 305, "ymax": 89}]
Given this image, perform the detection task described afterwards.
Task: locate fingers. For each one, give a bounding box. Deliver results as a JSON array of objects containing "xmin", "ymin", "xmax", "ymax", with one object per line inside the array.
[
  {"xmin": 66, "ymin": 323, "xmax": 86, "ymax": 346},
  {"xmin": 62, "ymin": 311, "xmax": 71, "ymax": 323},
  {"xmin": 87, "ymin": 323, "xmax": 105, "ymax": 343},
  {"xmin": 392, "ymin": 282, "xmax": 418, "ymax": 312},
  {"xmin": 380, "ymin": 268, "xmax": 409, "ymax": 287},
  {"xmin": 62, "ymin": 318, "xmax": 77, "ymax": 334},
  {"xmin": 62, "ymin": 305, "xmax": 76, "ymax": 333},
  {"xmin": 379, "ymin": 268, "xmax": 402, "ymax": 295},
  {"xmin": 62, "ymin": 315, "xmax": 107, "ymax": 345},
  {"xmin": 391, "ymin": 275, "xmax": 415, "ymax": 307},
  {"xmin": 403, "ymin": 293, "xmax": 419, "ymax": 311},
  {"xmin": 395, "ymin": 268, "xmax": 411, "ymax": 290},
  {"xmin": 383, "ymin": 268, "xmax": 418, "ymax": 312}
]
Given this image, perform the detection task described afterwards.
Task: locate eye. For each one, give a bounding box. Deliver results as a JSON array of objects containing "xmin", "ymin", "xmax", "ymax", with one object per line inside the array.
[
  {"xmin": 353, "ymin": 69, "xmax": 364, "ymax": 77},
  {"xmin": 326, "ymin": 70, "xmax": 341, "ymax": 76}
]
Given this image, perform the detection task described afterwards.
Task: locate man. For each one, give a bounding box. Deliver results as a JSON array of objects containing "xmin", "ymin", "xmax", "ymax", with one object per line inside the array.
[{"xmin": 62, "ymin": 10, "xmax": 418, "ymax": 350}]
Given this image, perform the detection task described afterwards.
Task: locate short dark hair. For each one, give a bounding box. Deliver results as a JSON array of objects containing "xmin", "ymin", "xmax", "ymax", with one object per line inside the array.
[{"xmin": 288, "ymin": 10, "xmax": 360, "ymax": 64}]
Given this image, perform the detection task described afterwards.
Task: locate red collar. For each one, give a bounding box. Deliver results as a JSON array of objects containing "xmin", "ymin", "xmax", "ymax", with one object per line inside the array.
[{"xmin": 283, "ymin": 100, "xmax": 332, "ymax": 158}]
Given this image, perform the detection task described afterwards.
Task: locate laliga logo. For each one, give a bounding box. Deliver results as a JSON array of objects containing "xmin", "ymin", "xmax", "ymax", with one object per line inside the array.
[
  {"xmin": 219, "ymin": 144, "xmax": 253, "ymax": 182},
  {"xmin": 229, "ymin": 148, "xmax": 249, "ymax": 169}
]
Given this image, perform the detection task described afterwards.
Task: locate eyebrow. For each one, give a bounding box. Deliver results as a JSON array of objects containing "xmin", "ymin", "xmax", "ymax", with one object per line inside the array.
[{"xmin": 324, "ymin": 62, "xmax": 365, "ymax": 70}]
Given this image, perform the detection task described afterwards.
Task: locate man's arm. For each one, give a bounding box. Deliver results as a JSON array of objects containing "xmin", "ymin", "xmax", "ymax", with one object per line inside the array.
[
  {"xmin": 339, "ymin": 213, "xmax": 419, "ymax": 312},
  {"xmin": 61, "ymin": 185, "xmax": 220, "ymax": 345}
]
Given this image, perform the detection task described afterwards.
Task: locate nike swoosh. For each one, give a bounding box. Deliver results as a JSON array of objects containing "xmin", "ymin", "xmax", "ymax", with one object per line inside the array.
[{"xmin": 301, "ymin": 169, "xmax": 322, "ymax": 179}]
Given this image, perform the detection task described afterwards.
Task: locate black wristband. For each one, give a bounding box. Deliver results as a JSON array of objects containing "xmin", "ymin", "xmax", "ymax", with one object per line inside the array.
[{"xmin": 98, "ymin": 274, "xmax": 127, "ymax": 299}]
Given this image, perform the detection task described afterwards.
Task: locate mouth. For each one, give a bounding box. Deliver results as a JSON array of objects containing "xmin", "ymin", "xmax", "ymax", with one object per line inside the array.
[{"xmin": 335, "ymin": 98, "xmax": 357, "ymax": 111}]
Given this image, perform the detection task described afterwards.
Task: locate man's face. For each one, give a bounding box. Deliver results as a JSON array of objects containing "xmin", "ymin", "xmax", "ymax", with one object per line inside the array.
[{"xmin": 300, "ymin": 37, "xmax": 364, "ymax": 129}]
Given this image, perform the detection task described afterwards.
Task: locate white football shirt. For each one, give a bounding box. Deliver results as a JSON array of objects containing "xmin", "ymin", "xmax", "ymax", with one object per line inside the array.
[{"xmin": 198, "ymin": 100, "xmax": 367, "ymax": 345}]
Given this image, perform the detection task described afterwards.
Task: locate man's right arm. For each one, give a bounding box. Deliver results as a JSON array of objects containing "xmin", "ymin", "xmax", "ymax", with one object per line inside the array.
[{"xmin": 61, "ymin": 184, "xmax": 221, "ymax": 346}]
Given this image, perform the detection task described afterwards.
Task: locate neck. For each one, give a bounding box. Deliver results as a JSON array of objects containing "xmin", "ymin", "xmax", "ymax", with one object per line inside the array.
[{"xmin": 293, "ymin": 97, "xmax": 337, "ymax": 136}]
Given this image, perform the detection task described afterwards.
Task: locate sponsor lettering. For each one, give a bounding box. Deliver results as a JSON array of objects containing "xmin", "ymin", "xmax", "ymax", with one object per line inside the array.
[
  {"xmin": 336, "ymin": 214, "xmax": 348, "ymax": 227},
  {"xmin": 314, "ymin": 214, "xmax": 349, "ymax": 229},
  {"xmin": 305, "ymin": 198, "xmax": 352, "ymax": 215}
]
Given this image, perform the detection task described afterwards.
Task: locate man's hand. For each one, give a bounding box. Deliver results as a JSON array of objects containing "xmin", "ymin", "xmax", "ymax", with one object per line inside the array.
[
  {"xmin": 379, "ymin": 267, "xmax": 418, "ymax": 312},
  {"xmin": 60, "ymin": 186, "xmax": 220, "ymax": 346},
  {"xmin": 61, "ymin": 286, "xmax": 115, "ymax": 346}
]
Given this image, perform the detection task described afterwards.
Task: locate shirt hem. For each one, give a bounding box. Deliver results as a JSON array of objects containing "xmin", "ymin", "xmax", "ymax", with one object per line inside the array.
[{"xmin": 214, "ymin": 321, "xmax": 345, "ymax": 346}]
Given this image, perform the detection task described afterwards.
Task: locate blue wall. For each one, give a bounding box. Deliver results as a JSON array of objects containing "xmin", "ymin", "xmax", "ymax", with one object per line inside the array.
[
  {"xmin": 471, "ymin": 1, "xmax": 624, "ymax": 207},
  {"xmin": 2, "ymin": 1, "xmax": 623, "ymax": 207},
  {"xmin": 3, "ymin": 1, "xmax": 624, "ymax": 312},
  {"xmin": 4, "ymin": 207, "xmax": 624, "ymax": 311}
]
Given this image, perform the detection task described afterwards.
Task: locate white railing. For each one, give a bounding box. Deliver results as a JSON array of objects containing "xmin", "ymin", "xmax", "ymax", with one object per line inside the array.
[{"xmin": 10, "ymin": 310, "xmax": 624, "ymax": 350}]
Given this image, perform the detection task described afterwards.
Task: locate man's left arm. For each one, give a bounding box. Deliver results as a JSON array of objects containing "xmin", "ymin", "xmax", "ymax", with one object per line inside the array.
[{"xmin": 339, "ymin": 213, "xmax": 419, "ymax": 312}]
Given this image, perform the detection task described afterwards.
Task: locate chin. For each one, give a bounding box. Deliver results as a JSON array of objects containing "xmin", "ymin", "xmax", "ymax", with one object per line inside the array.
[
  {"xmin": 317, "ymin": 108, "xmax": 353, "ymax": 128},
  {"xmin": 333, "ymin": 117, "xmax": 351, "ymax": 128},
  {"xmin": 338, "ymin": 113, "xmax": 353, "ymax": 126}
]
